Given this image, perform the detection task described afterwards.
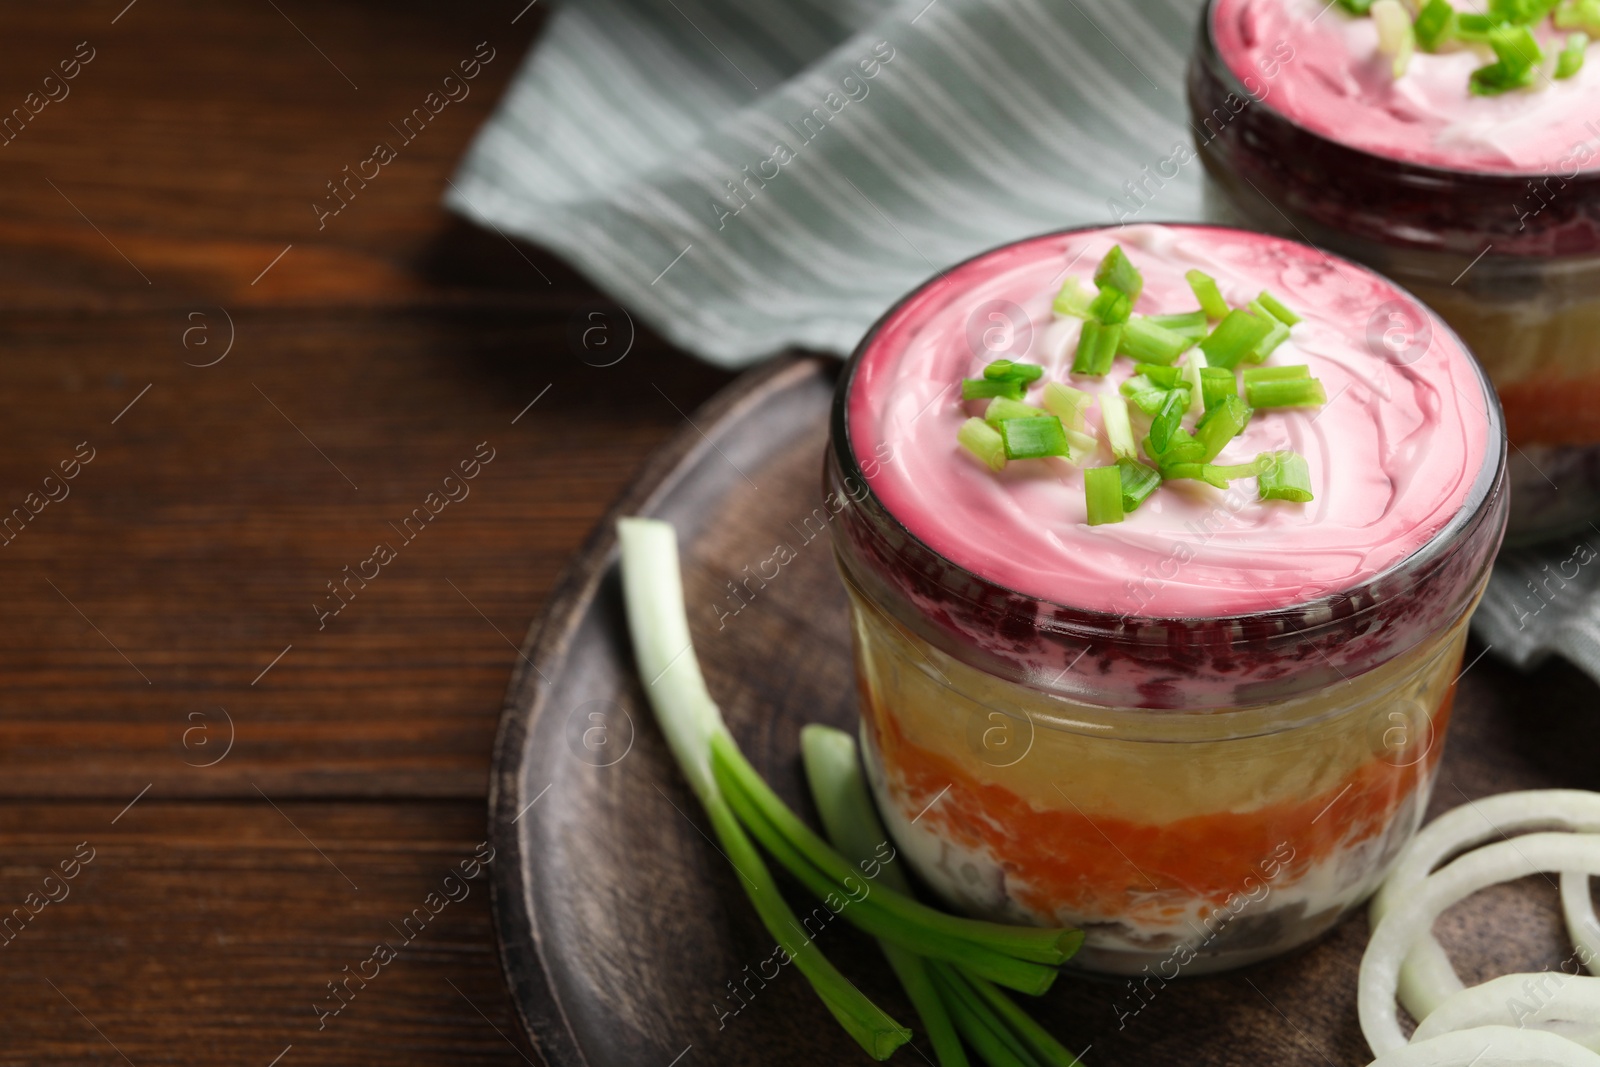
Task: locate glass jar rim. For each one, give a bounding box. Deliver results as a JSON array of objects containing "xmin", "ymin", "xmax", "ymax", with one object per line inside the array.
[{"xmin": 831, "ymin": 221, "xmax": 1507, "ymax": 641}]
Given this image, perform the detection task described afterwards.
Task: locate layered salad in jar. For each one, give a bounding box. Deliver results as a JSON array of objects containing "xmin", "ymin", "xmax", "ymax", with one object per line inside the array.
[
  {"xmin": 828, "ymin": 223, "xmax": 1506, "ymax": 975},
  {"xmin": 1191, "ymin": 0, "xmax": 1600, "ymax": 540}
]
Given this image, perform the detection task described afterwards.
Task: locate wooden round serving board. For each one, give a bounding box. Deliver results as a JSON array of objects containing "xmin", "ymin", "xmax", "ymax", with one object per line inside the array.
[{"xmin": 488, "ymin": 354, "xmax": 1600, "ymax": 1067}]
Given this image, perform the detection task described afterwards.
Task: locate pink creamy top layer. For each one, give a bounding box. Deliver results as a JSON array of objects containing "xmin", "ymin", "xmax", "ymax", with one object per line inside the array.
[
  {"xmin": 847, "ymin": 225, "xmax": 1492, "ymax": 618},
  {"xmin": 1213, "ymin": 0, "xmax": 1600, "ymax": 173}
]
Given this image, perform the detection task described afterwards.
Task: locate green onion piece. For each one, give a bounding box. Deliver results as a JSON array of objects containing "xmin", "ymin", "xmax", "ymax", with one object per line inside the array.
[
  {"xmin": 1245, "ymin": 377, "xmax": 1328, "ymax": 408},
  {"xmin": 1041, "ymin": 382, "xmax": 1092, "ymax": 430},
  {"xmin": 999, "ymin": 416, "xmax": 1069, "ymax": 460},
  {"xmin": 1072, "ymin": 321, "xmax": 1122, "ymax": 376},
  {"xmin": 1372, "ymin": 0, "xmax": 1416, "ymax": 78},
  {"xmin": 1254, "ymin": 291, "xmax": 1301, "ymax": 327},
  {"xmin": 1117, "ymin": 316, "xmax": 1191, "ymax": 365},
  {"xmin": 1199, "ymin": 308, "xmax": 1275, "ymax": 370},
  {"xmin": 1148, "ymin": 388, "xmax": 1188, "ymax": 454},
  {"xmin": 1149, "ymin": 311, "xmax": 1209, "ymax": 343},
  {"xmin": 1087, "ymin": 287, "xmax": 1132, "ymax": 325},
  {"xmin": 984, "ymin": 397, "xmax": 1048, "ymax": 425},
  {"xmin": 1052, "ymin": 276, "xmax": 1095, "ymax": 319},
  {"xmin": 1472, "ymin": 24, "xmax": 1542, "ymax": 95},
  {"xmin": 1456, "ymin": 11, "xmax": 1494, "ymax": 35},
  {"xmin": 962, "ymin": 378, "xmax": 1024, "ymax": 401},
  {"xmin": 1098, "ymin": 393, "xmax": 1137, "ymax": 461},
  {"xmin": 1414, "ymin": 0, "xmax": 1454, "ymax": 50},
  {"xmin": 1470, "ymin": 59, "xmax": 1537, "ymax": 93},
  {"xmin": 1557, "ymin": 0, "xmax": 1600, "ymax": 33},
  {"xmin": 1200, "ymin": 366, "xmax": 1238, "ymax": 412},
  {"xmin": 1489, "ymin": 0, "xmax": 1559, "ymax": 24},
  {"xmin": 1242, "ymin": 364, "xmax": 1310, "ymax": 384},
  {"xmin": 1245, "ymin": 300, "xmax": 1291, "ymax": 362},
  {"xmin": 927, "ymin": 964, "xmax": 1034, "ymax": 1067},
  {"xmin": 1338, "ymin": 0, "xmax": 1375, "ymax": 13},
  {"xmin": 616, "ymin": 520, "xmax": 914, "ymax": 1060},
  {"xmin": 1181, "ymin": 351, "xmax": 1207, "ymax": 417},
  {"xmin": 1062, "ymin": 426, "xmax": 1099, "ymax": 465},
  {"xmin": 1195, "ymin": 394, "xmax": 1253, "ymax": 463},
  {"xmin": 1118, "ymin": 459, "xmax": 1161, "ymax": 512},
  {"xmin": 1186, "ymin": 269, "xmax": 1230, "ymax": 320},
  {"xmin": 1092, "ymin": 245, "xmax": 1144, "ymax": 302},
  {"xmin": 1161, "ymin": 462, "xmax": 1231, "ymax": 489},
  {"xmin": 1084, "ymin": 466, "xmax": 1124, "ymax": 526},
  {"xmin": 958, "ymin": 417, "xmax": 1007, "ymax": 472},
  {"xmin": 1133, "ymin": 364, "xmax": 1183, "ymax": 388},
  {"xmin": 984, "ymin": 359, "xmax": 1044, "ymax": 383},
  {"xmin": 1213, "ymin": 456, "xmax": 1274, "ymax": 480},
  {"xmin": 1558, "ymin": 32, "xmax": 1589, "ymax": 77},
  {"xmin": 1148, "ymin": 428, "xmax": 1206, "ymax": 466},
  {"xmin": 1258, "ymin": 451, "xmax": 1314, "ymax": 503},
  {"xmin": 1118, "ymin": 375, "xmax": 1171, "ymax": 416}
]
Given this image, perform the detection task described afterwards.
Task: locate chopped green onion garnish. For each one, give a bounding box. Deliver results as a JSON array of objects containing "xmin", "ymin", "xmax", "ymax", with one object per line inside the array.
[
  {"xmin": 1199, "ymin": 308, "xmax": 1275, "ymax": 370},
  {"xmin": 1414, "ymin": 0, "xmax": 1454, "ymax": 50},
  {"xmin": 1246, "ymin": 300, "xmax": 1292, "ymax": 362},
  {"xmin": 999, "ymin": 416, "xmax": 1069, "ymax": 460},
  {"xmin": 958, "ymin": 417, "xmax": 1006, "ymax": 471},
  {"xmin": 1258, "ymin": 451, "xmax": 1314, "ymax": 502},
  {"xmin": 1372, "ymin": 0, "xmax": 1416, "ymax": 77},
  {"xmin": 1254, "ymin": 291, "xmax": 1301, "ymax": 327},
  {"xmin": 1557, "ymin": 0, "xmax": 1600, "ymax": 33},
  {"xmin": 1338, "ymin": 0, "xmax": 1375, "ymax": 13},
  {"xmin": 984, "ymin": 397, "xmax": 1047, "ymax": 425},
  {"xmin": 1558, "ymin": 31, "xmax": 1589, "ymax": 77},
  {"xmin": 1073, "ymin": 321, "xmax": 1122, "ymax": 376},
  {"xmin": 1119, "ymin": 375, "xmax": 1173, "ymax": 416},
  {"xmin": 1118, "ymin": 316, "xmax": 1191, "ymax": 364},
  {"xmin": 1052, "ymin": 276, "xmax": 1095, "ymax": 319},
  {"xmin": 984, "ymin": 359, "xmax": 1043, "ymax": 383},
  {"xmin": 1042, "ymin": 382, "xmax": 1092, "ymax": 430},
  {"xmin": 1200, "ymin": 366, "xmax": 1238, "ymax": 411},
  {"xmin": 1181, "ymin": 350, "xmax": 1207, "ymax": 417},
  {"xmin": 1470, "ymin": 59, "xmax": 1537, "ymax": 93},
  {"xmin": 1490, "ymin": 0, "xmax": 1560, "ymax": 24},
  {"xmin": 1245, "ymin": 377, "xmax": 1329, "ymax": 408},
  {"xmin": 1161, "ymin": 462, "xmax": 1231, "ymax": 489},
  {"xmin": 1148, "ymin": 428, "xmax": 1205, "ymax": 466},
  {"xmin": 1088, "ymin": 287, "xmax": 1132, "ymax": 325},
  {"xmin": 1084, "ymin": 466, "xmax": 1124, "ymax": 525},
  {"xmin": 1195, "ymin": 394, "xmax": 1252, "ymax": 463},
  {"xmin": 1118, "ymin": 459, "xmax": 1161, "ymax": 512},
  {"xmin": 1242, "ymin": 364, "xmax": 1310, "ymax": 384},
  {"xmin": 1134, "ymin": 363, "xmax": 1184, "ymax": 389},
  {"xmin": 1472, "ymin": 24, "xmax": 1542, "ymax": 93},
  {"xmin": 1062, "ymin": 426, "xmax": 1099, "ymax": 465},
  {"xmin": 1098, "ymin": 393, "xmax": 1137, "ymax": 461},
  {"xmin": 962, "ymin": 378, "xmax": 1025, "ymax": 401},
  {"xmin": 1456, "ymin": 11, "xmax": 1494, "ymax": 36},
  {"xmin": 1093, "ymin": 245, "xmax": 1143, "ymax": 302},
  {"xmin": 1148, "ymin": 388, "xmax": 1188, "ymax": 454},
  {"xmin": 1186, "ymin": 270, "xmax": 1230, "ymax": 321},
  {"xmin": 1149, "ymin": 311, "xmax": 1209, "ymax": 343}
]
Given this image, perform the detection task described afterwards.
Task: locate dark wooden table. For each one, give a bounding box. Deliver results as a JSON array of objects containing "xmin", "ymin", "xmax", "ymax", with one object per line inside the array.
[{"xmin": 0, "ymin": 3, "xmax": 731, "ymax": 1063}]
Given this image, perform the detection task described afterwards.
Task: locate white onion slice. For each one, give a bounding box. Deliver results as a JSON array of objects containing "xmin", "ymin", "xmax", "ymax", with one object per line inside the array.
[
  {"xmin": 1362, "ymin": 833, "xmax": 1600, "ymax": 1055},
  {"xmin": 1411, "ymin": 973, "xmax": 1600, "ymax": 1049},
  {"xmin": 1370, "ymin": 790, "xmax": 1600, "ymax": 1020},
  {"xmin": 1367, "ymin": 1025, "xmax": 1600, "ymax": 1066}
]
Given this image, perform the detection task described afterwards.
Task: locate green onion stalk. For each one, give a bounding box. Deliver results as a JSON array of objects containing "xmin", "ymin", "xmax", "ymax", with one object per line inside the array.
[{"xmin": 618, "ymin": 518, "xmax": 1082, "ymax": 1060}]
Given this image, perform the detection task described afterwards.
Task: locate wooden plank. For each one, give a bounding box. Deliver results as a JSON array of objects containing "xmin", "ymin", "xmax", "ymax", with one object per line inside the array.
[{"xmin": 0, "ymin": 800, "xmax": 530, "ymax": 1065}]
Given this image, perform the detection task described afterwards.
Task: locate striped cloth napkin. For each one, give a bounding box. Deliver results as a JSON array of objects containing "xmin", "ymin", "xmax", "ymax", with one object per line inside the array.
[
  {"xmin": 446, "ymin": 0, "xmax": 1599, "ymax": 684},
  {"xmin": 445, "ymin": 0, "xmax": 1207, "ymax": 367}
]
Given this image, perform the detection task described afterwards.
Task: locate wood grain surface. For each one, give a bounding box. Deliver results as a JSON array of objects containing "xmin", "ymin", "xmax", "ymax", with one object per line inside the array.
[
  {"xmin": 492, "ymin": 357, "xmax": 1600, "ymax": 1067},
  {"xmin": 0, "ymin": 2, "xmax": 727, "ymax": 1062}
]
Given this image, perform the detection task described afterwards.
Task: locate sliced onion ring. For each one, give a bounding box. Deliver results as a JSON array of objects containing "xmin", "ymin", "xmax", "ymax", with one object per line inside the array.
[
  {"xmin": 1370, "ymin": 790, "xmax": 1600, "ymax": 1020},
  {"xmin": 1366, "ymin": 1025, "xmax": 1600, "ymax": 1066},
  {"xmin": 1411, "ymin": 973, "xmax": 1600, "ymax": 1048},
  {"xmin": 1362, "ymin": 833, "xmax": 1600, "ymax": 1055}
]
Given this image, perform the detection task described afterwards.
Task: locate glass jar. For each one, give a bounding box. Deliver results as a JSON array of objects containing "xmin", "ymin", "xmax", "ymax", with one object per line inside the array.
[
  {"xmin": 827, "ymin": 239, "xmax": 1508, "ymax": 977},
  {"xmin": 1189, "ymin": 0, "xmax": 1600, "ymax": 543}
]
